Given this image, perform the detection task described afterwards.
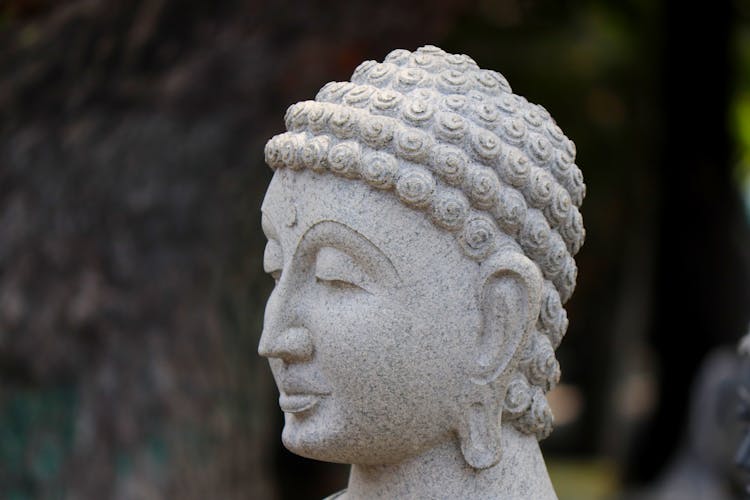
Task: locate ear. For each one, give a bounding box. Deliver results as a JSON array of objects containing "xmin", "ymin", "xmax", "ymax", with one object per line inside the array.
[
  {"xmin": 457, "ymin": 251, "xmax": 543, "ymax": 469},
  {"xmin": 471, "ymin": 252, "xmax": 543, "ymax": 385}
]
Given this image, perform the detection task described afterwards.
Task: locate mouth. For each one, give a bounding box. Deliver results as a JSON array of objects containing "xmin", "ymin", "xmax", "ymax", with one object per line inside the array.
[{"xmin": 278, "ymin": 393, "xmax": 327, "ymax": 414}]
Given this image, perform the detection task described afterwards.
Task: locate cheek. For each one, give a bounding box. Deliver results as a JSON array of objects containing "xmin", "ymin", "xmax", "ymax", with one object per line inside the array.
[
  {"xmin": 309, "ymin": 290, "xmax": 410, "ymax": 378},
  {"xmin": 307, "ymin": 288, "xmax": 467, "ymax": 422}
]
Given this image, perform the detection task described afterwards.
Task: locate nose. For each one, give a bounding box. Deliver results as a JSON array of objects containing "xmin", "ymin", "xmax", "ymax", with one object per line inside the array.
[
  {"xmin": 258, "ymin": 326, "xmax": 314, "ymax": 362},
  {"xmin": 258, "ymin": 278, "xmax": 314, "ymax": 362}
]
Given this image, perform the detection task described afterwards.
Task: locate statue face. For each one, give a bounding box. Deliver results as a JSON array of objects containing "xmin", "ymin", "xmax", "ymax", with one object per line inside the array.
[{"xmin": 259, "ymin": 168, "xmax": 482, "ymax": 465}]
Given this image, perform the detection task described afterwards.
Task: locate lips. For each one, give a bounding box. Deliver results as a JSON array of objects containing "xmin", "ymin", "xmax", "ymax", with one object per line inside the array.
[{"xmin": 278, "ymin": 393, "xmax": 326, "ymax": 414}]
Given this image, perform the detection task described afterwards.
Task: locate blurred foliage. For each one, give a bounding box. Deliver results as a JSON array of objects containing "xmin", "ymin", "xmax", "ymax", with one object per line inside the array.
[
  {"xmin": 547, "ymin": 458, "xmax": 619, "ymax": 500},
  {"xmin": 0, "ymin": 385, "xmax": 74, "ymax": 500},
  {"xmin": 732, "ymin": 0, "xmax": 750, "ymax": 217}
]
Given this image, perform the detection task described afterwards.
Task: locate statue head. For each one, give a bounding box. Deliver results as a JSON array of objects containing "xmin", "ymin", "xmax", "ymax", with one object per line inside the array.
[{"xmin": 259, "ymin": 45, "xmax": 585, "ymax": 471}]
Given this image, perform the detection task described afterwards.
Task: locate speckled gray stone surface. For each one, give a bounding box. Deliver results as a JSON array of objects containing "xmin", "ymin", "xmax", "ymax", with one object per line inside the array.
[{"xmin": 259, "ymin": 46, "xmax": 585, "ymax": 499}]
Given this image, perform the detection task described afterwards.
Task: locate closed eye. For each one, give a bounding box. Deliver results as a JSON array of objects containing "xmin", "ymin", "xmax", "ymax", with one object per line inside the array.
[
  {"xmin": 316, "ymin": 276, "xmax": 361, "ymax": 290},
  {"xmin": 315, "ymin": 247, "xmax": 369, "ymax": 292}
]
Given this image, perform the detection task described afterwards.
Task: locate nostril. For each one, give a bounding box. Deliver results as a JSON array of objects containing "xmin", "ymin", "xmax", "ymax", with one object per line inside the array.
[{"xmin": 259, "ymin": 326, "xmax": 314, "ymax": 362}]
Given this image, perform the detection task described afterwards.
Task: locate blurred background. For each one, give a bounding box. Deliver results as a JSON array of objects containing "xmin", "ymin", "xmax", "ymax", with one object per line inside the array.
[{"xmin": 1, "ymin": 0, "xmax": 750, "ymax": 499}]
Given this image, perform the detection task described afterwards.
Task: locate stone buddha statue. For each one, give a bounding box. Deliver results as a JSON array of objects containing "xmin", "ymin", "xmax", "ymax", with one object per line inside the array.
[{"xmin": 259, "ymin": 45, "xmax": 585, "ymax": 499}]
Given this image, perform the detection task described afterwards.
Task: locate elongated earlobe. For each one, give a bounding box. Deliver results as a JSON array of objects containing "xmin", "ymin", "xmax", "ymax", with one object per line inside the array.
[{"xmin": 459, "ymin": 396, "xmax": 502, "ymax": 469}]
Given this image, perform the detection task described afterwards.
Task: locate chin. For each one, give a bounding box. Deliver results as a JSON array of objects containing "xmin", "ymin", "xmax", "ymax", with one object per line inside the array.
[
  {"xmin": 281, "ymin": 421, "xmax": 354, "ymax": 463},
  {"xmin": 279, "ymin": 401, "xmax": 355, "ymax": 462},
  {"xmin": 281, "ymin": 416, "xmax": 440, "ymax": 466}
]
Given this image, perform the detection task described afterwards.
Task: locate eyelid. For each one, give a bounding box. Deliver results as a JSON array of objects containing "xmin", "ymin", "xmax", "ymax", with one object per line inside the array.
[{"xmin": 315, "ymin": 247, "xmax": 369, "ymax": 289}]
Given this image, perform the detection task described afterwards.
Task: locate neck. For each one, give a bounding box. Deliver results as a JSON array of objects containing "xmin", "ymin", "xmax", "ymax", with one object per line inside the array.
[{"xmin": 341, "ymin": 424, "xmax": 556, "ymax": 500}]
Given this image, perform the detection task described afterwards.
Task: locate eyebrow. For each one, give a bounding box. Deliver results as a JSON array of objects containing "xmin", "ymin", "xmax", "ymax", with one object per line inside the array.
[{"xmin": 299, "ymin": 220, "xmax": 402, "ymax": 287}]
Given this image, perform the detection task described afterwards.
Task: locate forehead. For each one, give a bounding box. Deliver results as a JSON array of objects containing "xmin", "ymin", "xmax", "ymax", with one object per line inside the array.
[{"xmin": 261, "ymin": 169, "xmax": 472, "ymax": 278}]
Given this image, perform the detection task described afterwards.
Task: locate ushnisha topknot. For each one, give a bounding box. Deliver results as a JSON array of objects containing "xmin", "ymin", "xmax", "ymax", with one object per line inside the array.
[{"xmin": 264, "ymin": 45, "xmax": 585, "ymax": 440}]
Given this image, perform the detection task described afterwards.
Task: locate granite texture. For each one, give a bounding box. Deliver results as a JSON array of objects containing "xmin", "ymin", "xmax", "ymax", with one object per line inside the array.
[{"xmin": 259, "ymin": 45, "xmax": 585, "ymax": 499}]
